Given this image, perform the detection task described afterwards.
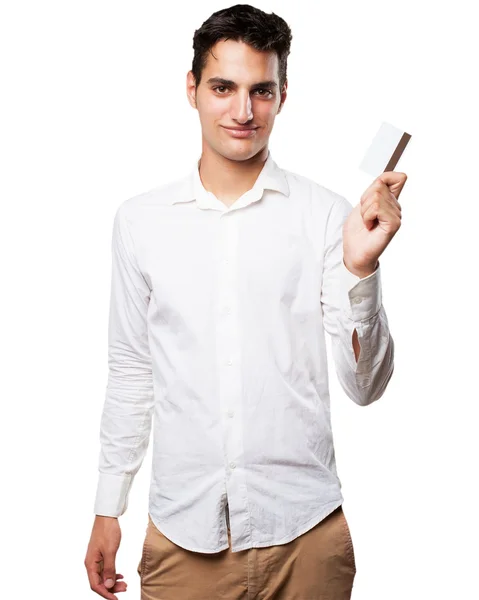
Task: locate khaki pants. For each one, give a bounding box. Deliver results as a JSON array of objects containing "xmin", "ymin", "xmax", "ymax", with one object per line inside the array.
[{"xmin": 137, "ymin": 504, "xmax": 356, "ymax": 599}]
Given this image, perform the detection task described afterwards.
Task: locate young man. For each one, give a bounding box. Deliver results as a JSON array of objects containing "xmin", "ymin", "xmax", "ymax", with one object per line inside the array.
[{"xmin": 85, "ymin": 4, "xmax": 406, "ymax": 599}]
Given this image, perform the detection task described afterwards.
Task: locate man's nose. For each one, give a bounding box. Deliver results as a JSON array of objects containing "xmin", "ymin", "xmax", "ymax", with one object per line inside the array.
[{"xmin": 231, "ymin": 91, "xmax": 253, "ymax": 124}]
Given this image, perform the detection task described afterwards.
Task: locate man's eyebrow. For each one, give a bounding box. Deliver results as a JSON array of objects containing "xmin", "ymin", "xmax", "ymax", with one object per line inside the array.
[{"xmin": 206, "ymin": 77, "xmax": 278, "ymax": 88}]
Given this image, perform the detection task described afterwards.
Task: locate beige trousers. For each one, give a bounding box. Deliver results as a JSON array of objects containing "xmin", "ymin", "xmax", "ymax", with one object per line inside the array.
[{"xmin": 137, "ymin": 504, "xmax": 356, "ymax": 599}]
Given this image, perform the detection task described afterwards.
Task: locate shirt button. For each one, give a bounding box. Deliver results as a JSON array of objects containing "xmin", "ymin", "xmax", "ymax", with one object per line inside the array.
[
  {"xmin": 227, "ymin": 409, "xmax": 234, "ymax": 418},
  {"xmin": 229, "ymin": 462, "xmax": 236, "ymax": 469},
  {"xmin": 223, "ymin": 306, "xmax": 231, "ymax": 315},
  {"xmin": 353, "ymin": 296, "xmax": 362, "ymax": 304},
  {"xmin": 227, "ymin": 359, "xmax": 233, "ymax": 366}
]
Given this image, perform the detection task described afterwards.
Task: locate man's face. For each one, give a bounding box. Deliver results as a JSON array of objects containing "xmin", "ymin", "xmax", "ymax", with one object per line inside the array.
[{"xmin": 187, "ymin": 39, "xmax": 287, "ymax": 162}]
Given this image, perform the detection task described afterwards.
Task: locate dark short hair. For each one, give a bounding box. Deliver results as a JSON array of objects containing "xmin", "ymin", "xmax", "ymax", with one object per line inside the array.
[{"xmin": 192, "ymin": 4, "xmax": 293, "ymax": 91}]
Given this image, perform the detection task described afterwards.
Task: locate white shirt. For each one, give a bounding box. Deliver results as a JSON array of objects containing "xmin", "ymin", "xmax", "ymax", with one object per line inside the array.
[{"xmin": 94, "ymin": 150, "xmax": 394, "ymax": 553}]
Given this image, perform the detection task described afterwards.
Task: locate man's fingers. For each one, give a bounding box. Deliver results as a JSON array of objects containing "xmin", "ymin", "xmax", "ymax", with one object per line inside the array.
[
  {"xmin": 86, "ymin": 566, "xmax": 119, "ymax": 600},
  {"xmin": 112, "ymin": 574, "xmax": 128, "ymax": 592},
  {"xmin": 85, "ymin": 556, "xmax": 127, "ymax": 599}
]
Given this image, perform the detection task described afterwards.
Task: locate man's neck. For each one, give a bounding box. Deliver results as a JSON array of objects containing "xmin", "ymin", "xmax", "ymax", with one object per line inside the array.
[{"xmin": 198, "ymin": 146, "xmax": 269, "ymax": 207}]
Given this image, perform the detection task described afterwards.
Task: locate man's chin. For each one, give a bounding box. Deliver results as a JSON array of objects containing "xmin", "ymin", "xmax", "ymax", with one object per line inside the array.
[{"xmin": 221, "ymin": 141, "xmax": 266, "ymax": 159}]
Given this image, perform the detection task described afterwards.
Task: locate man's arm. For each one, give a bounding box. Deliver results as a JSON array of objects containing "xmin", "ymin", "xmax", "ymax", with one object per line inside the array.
[
  {"xmin": 321, "ymin": 196, "xmax": 394, "ymax": 406},
  {"xmin": 94, "ymin": 203, "xmax": 154, "ymax": 517}
]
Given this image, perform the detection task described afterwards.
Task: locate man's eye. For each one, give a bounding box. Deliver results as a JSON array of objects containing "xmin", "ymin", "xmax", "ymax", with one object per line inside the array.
[
  {"xmin": 255, "ymin": 88, "xmax": 273, "ymax": 96},
  {"xmin": 212, "ymin": 86, "xmax": 273, "ymax": 97}
]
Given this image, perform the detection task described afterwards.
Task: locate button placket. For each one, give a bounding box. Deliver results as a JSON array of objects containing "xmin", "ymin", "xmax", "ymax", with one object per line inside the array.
[{"xmin": 216, "ymin": 214, "xmax": 247, "ymax": 539}]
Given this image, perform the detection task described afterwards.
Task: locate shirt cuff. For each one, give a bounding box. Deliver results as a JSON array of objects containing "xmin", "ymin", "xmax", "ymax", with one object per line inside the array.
[
  {"xmin": 340, "ymin": 259, "xmax": 382, "ymax": 321},
  {"xmin": 94, "ymin": 473, "xmax": 132, "ymax": 517}
]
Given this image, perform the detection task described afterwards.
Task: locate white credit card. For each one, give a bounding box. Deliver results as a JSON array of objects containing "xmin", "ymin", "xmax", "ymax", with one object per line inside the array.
[{"xmin": 359, "ymin": 121, "xmax": 412, "ymax": 177}]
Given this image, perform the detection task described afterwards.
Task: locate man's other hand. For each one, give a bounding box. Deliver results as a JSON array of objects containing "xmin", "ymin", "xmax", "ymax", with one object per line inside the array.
[{"xmin": 84, "ymin": 515, "xmax": 127, "ymax": 599}]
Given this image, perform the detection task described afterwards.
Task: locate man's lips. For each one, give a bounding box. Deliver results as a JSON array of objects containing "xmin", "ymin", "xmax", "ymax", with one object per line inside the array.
[
  {"xmin": 222, "ymin": 125, "xmax": 259, "ymax": 138},
  {"xmin": 222, "ymin": 126, "xmax": 258, "ymax": 130}
]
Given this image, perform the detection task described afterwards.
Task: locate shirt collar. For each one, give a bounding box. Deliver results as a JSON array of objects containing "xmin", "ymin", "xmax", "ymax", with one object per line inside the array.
[{"xmin": 171, "ymin": 149, "xmax": 290, "ymax": 211}]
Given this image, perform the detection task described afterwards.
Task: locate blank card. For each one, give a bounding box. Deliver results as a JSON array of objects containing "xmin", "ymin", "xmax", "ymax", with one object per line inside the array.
[{"xmin": 359, "ymin": 121, "xmax": 411, "ymax": 177}]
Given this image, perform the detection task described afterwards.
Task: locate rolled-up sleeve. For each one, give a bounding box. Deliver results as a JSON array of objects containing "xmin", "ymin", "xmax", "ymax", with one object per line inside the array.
[
  {"xmin": 94, "ymin": 203, "xmax": 154, "ymax": 517},
  {"xmin": 321, "ymin": 196, "xmax": 395, "ymax": 406}
]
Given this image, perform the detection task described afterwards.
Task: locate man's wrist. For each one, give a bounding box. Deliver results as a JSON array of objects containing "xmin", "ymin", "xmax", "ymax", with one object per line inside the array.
[{"xmin": 343, "ymin": 258, "xmax": 379, "ymax": 279}]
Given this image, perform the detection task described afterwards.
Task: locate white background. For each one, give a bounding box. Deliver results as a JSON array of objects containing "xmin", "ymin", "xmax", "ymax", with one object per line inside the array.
[{"xmin": 2, "ymin": 1, "xmax": 478, "ymax": 598}]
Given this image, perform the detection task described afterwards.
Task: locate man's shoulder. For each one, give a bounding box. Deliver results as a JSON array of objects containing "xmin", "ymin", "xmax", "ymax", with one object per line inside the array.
[
  {"xmin": 116, "ymin": 171, "xmax": 191, "ymax": 217},
  {"xmin": 281, "ymin": 165, "xmax": 352, "ymax": 213}
]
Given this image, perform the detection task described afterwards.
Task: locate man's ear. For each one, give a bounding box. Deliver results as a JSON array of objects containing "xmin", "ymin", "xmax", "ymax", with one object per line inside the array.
[
  {"xmin": 277, "ymin": 79, "xmax": 288, "ymax": 114},
  {"xmin": 186, "ymin": 71, "xmax": 198, "ymax": 109}
]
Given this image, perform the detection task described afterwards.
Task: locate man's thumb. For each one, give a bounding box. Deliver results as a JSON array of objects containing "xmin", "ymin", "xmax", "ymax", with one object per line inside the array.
[{"xmin": 102, "ymin": 558, "xmax": 116, "ymax": 588}]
